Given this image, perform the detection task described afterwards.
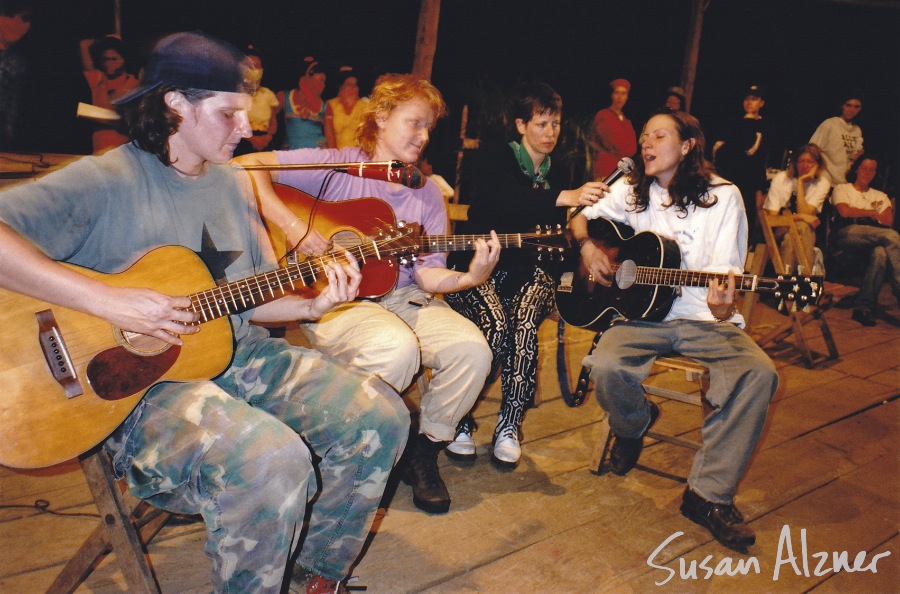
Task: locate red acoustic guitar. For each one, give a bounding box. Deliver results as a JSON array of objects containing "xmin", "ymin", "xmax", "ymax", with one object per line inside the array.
[{"xmin": 270, "ymin": 184, "xmax": 566, "ymax": 295}]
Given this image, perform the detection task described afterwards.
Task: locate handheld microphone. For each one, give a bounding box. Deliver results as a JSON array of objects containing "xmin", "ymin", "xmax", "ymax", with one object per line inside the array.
[
  {"xmin": 571, "ymin": 157, "xmax": 636, "ymax": 217},
  {"xmin": 333, "ymin": 160, "xmax": 426, "ymax": 189}
]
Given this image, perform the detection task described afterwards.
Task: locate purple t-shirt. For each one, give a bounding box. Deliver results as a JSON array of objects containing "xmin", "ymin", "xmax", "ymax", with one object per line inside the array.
[{"xmin": 275, "ymin": 147, "xmax": 447, "ymax": 289}]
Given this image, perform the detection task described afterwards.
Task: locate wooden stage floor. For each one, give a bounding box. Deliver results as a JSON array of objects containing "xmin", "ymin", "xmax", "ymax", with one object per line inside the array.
[{"xmin": 1, "ymin": 292, "xmax": 898, "ymax": 593}]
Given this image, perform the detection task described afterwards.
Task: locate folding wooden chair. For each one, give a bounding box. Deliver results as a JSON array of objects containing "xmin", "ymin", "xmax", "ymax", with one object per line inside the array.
[
  {"xmin": 754, "ymin": 208, "xmax": 850, "ymax": 367},
  {"xmin": 590, "ymin": 356, "xmax": 711, "ymax": 475},
  {"xmin": 48, "ymin": 448, "xmax": 172, "ymax": 594}
]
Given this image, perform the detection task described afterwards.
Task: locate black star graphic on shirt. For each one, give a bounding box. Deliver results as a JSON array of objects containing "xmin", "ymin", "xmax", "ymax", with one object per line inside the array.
[{"xmin": 195, "ymin": 224, "xmax": 243, "ymax": 286}]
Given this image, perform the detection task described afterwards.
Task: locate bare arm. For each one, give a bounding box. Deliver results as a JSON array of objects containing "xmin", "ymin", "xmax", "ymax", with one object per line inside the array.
[
  {"xmin": 413, "ymin": 231, "xmax": 501, "ymax": 294},
  {"xmin": 794, "ymin": 168, "xmax": 821, "ymax": 228},
  {"xmin": 231, "ymin": 152, "xmax": 332, "ymax": 255},
  {"xmin": 0, "ymin": 222, "xmax": 198, "ymax": 345},
  {"xmin": 324, "ymin": 102, "xmax": 337, "ymax": 149},
  {"xmin": 79, "ymin": 38, "xmax": 95, "ymax": 71}
]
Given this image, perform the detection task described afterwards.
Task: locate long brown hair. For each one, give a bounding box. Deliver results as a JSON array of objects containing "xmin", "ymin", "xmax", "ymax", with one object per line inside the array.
[{"xmin": 629, "ymin": 109, "xmax": 722, "ymax": 216}]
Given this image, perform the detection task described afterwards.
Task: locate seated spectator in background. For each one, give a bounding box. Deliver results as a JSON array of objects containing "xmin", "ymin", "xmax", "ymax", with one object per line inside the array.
[
  {"xmin": 79, "ymin": 35, "xmax": 140, "ymax": 153},
  {"xmin": 830, "ymin": 154, "xmax": 899, "ymax": 327},
  {"xmin": 590, "ymin": 78, "xmax": 636, "ymax": 180},
  {"xmin": 278, "ymin": 56, "xmax": 327, "ymax": 149},
  {"xmin": 233, "ymin": 45, "xmax": 278, "ymax": 156},
  {"xmin": 0, "ymin": 0, "xmax": 32, "ymax": 150},
  {"xmin": 664, "ymin": 85, "xmax": 685, "ymax": 113},
  {"xmin": 763, "ymin": 143, "xmax": 830, "ymax": 273},
  {"xmin": 810, "ymin": 93, "xmax": 863, "ymax": 185},
  {"xmin": 324, "ymin": 65, "xmax": 367, "ymax": 149},
  {"xmin": 713, "ymin": 85, "xmax": 769, "ymax": 243},
  {"xmin": 444, "ymin": 81, "xmax": 605, "ymax": 469}
]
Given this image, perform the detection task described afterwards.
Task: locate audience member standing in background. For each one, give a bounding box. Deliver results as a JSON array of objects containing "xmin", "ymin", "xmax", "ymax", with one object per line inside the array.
[
  {"xmin": 79, "ymin": 35, "xmax": 139, "ymax": 153},
  {"xmin": 810, "ymin": 93, "xmax": 864, "ymax": 185},
  {"xmin": 278, "ymin": 56, "xmax": 327, "ymax": 149},
  {"xmin": 664, "ymin": 85, "xmax": 686, "ymax": 113},
  {"xmin": 324, "ymin": 65, "xmax": 367, "ymax": 149},
  {"xmin": 233, "ymin": 45, "xmax": 279, "ymax": 156},
  {"xmin": 713, "ymin": 85, "xmax": 769, "ymax": 243},
  {"xmin": 589, "ymin": 78, "xmax": 636, "ymax": 180}
]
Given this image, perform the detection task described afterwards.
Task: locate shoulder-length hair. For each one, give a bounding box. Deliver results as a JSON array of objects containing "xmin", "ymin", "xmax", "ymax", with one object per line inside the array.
[
  {"xmin": 116, "ymin": 86, "xmax": 215, "ymax": 166},
  {"xmin": 845, "ymin": 153, "xmax": 881, "ymax": 186},
  {"xmin": 785, "ymin": 143, "xmax": 826, "ymax": 179},
  {"xmin": 356, "ymin": 73, "xmax": 447, "ymax": 157},
  {"xmin": 629, "ymin": 109, "xmax": 719, "ymax": 215}
]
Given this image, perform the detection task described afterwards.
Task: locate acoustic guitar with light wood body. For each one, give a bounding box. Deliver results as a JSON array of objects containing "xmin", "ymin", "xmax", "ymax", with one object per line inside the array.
[{"xmin": 0, "ymin": 224, "xmax": 418, "ymax": 469}]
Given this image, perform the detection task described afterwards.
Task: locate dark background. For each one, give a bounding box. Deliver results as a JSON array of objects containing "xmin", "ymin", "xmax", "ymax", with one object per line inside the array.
[{"xmin": 12, "ymin": 0, "xmax": 900, "ymax": 192}]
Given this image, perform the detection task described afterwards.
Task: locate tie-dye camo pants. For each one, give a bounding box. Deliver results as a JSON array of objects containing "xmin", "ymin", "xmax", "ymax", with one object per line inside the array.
[{"xmin": 105, "ymin": 329, "xmax": 409, "ymax": 593}]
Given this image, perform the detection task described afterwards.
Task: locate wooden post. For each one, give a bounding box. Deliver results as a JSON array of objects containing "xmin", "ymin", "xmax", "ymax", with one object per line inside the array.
[
  {"xmin": 679, "ymin": 0, "xmax": 706, "ymax": 113},
  {"xmin": 412, "ymin": 0, "xmax": 441, "ymax": 80}
]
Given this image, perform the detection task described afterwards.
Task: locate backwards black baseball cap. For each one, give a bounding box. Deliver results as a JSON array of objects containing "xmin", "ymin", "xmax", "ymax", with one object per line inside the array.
[{"xmin": 113, "ymin": 31, "xmax": 250, "ymax": 105}]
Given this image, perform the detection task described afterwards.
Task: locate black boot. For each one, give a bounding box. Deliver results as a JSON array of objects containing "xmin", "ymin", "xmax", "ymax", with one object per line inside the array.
[{"xmin": 402, "ymin": 433, "xmax": 451, "ymax": 514}]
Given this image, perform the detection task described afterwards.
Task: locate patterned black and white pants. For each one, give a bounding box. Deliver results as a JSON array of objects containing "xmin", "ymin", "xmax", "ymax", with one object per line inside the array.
[{"xmin": 445, "ymin": 266, "xmax": 555, "ymax": 435}]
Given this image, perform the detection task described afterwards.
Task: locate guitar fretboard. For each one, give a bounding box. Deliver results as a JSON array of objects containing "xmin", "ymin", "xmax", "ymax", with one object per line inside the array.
[
  {"xmin": 188, "ymin": 230, "xmax": 413, "ymax": 322},
  {"xmin": 624, "ymin": 266, "xmax": 760, "ymax": 292},
  {"xmin": 422, "ymin": 232, "xmax": 559, "ymax": 253}
]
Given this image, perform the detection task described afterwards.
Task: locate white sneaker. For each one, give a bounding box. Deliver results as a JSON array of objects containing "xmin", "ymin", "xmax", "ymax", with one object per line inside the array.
[
  {"xmin": 445, "ymin": 417, "xmax": 477, "ymax": 462},
  {"xmin": 491, "ymin": 428, "xmax": 521, "ymax": 470}
]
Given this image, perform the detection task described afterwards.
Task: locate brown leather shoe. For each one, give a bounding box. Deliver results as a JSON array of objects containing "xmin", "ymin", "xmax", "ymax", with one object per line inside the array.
[
  {"xmin": 608, "ymin": 401, "xmax": 659, "ymax": 475},
  {"xmin": 680, "ymin": 487, "xmax": 756, "ymax": 552},
  {"xmin": 401, "ymin": 433, "xmax": 451, "ymax": 514}
]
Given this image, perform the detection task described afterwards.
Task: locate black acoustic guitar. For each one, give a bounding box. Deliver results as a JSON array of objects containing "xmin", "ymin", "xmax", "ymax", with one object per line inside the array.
[{"xmin": 553, "ymin": 217, "xmax": 823, "ymax": 331}]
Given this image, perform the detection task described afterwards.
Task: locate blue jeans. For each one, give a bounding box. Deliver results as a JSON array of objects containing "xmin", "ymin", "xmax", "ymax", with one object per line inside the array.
[
  {"xmin": 832, "ymin": 224, "xmax": 900, "ymax": 311},
  {"xmin": 584, "ymin": 319, "xmax": 778, "ymax": 503},
  {"xmin": 106, "ymin": 326, "xmax": 408, "ymax": 592}
]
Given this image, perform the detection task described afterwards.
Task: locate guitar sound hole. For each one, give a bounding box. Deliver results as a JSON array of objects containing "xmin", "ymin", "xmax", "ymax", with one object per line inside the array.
[
  {"xmin": 615, "ymin": 260, "xmax": 637, "ymax": 289},
  {"xmin": 332, "ymin": 230, "xmax": 363, "ymax": 250},
  {"xmin": 118, "ymin": 329, "xmax": 171, "ymax": 356}
]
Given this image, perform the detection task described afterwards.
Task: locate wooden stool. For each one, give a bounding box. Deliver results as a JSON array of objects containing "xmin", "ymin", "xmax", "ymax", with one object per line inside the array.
[
  {"xmin": 49, "ymin": 448, "xmax": 172, "ymax": 594},
  {"xmin": 589, "ymin": 356, "xmax": 711, "ymax": 475}
]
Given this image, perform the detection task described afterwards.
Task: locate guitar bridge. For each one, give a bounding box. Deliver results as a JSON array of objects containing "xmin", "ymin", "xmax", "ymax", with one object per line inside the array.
[{"xmin": 36, "ymin": 309, "xmax": 84, "ymax": 399}]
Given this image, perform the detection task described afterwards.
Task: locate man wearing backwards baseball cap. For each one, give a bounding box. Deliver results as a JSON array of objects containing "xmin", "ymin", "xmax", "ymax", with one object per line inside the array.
[{"xmin": 0, "ymin": 31, "xmax": 406, "ymax": 594}]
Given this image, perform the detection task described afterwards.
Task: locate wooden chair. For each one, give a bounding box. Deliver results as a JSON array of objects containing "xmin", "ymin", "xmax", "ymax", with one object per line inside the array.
[
  {"xmin": 48, "ymin": 448, "xmax": 172, "ymax": 594},
  {"xmin": 753, "ymin": 208, "xmax": 850, "ymax": 367},
  {"xmin": 589, "ymin": 356, "xmax": 711, "ymax": 475}
]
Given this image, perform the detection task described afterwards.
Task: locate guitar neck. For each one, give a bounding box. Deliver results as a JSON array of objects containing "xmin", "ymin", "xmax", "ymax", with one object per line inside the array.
[
  {"xmin": 188, "ymin": 242, "xmax": 376, "ymax": 322},
  {"xmin": 421, "ymin": 232, "xmax": 543, "ymax": 253},
  {"xmin": 629, "ymin": 266, "xmax": 762, "ymax": 293}
]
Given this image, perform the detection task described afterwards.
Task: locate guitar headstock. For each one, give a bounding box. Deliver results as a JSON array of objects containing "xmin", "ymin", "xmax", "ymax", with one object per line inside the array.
[
  {"xmin": 770, "ymin": 274, "xmax": 824, "ymax": 312},
  {"xmin": 521, "ymin": 224, "xmax": 569, "ymax": 253},
  {"xmin": 372, "ymin": 221, "xmax": 421, "ymax": 260}
]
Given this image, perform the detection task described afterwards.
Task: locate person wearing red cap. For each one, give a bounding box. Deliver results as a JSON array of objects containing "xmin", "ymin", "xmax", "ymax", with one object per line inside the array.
[
  {"xmin": 589, "ymin": 78, "xmax": 637, "ymax": 181},
  {"xmin": 0, "ymin": 31, "xmax": 407, "ymax": 594}
]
